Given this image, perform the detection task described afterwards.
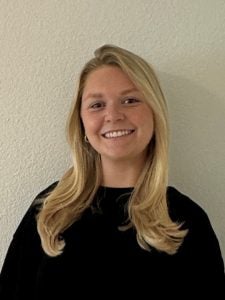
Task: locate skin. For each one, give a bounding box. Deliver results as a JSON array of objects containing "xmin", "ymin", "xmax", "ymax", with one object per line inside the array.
[{"xmin": 80, "ymin": 66, "xmax": 154, "ymax": 187}]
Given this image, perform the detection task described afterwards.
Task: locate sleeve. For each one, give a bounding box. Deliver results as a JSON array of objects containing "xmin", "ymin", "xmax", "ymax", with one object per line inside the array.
[
  {"xmin": 0, "ymin": 182, "xmax": 58, "ymax": 299},
  {"xmin": 204, "ymin": 216, "xmax": 225, "ymax": 292},
  {"xmin": 182, "ymin": 205, "xmax": 225, "ymax": 295},
  {"xmin": 201, "ymin": 213, "xmax": 225, "ymax": 284},
  {"xmin": 0, "ymin": 202, "xmax": 44, "ymax": 299},
  {"xmin": 168, "ymin": 187, "xmax": 225, "ymax": 295}
]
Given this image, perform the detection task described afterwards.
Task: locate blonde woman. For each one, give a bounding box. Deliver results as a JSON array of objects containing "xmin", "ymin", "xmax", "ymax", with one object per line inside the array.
[{"xmin": 1, "ymin": 45, "xmax": 224, "ymax": 298}]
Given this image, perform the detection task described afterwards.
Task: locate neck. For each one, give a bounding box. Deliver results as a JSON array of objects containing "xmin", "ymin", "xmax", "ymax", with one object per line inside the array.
[{"xmin": 101, "ymin": 157, "xmax": 145, "ymax": 188}]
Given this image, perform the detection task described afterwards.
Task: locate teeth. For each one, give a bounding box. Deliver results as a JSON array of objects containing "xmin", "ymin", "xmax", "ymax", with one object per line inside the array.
[{"xmin": 104, "ymin": 130, "xmax": 133, "ymax": 139}]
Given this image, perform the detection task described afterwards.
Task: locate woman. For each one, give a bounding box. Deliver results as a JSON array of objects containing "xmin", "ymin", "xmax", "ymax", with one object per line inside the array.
[{"xmin": 0, "ymin": 45, "xmax": 224, "ymax": 298}]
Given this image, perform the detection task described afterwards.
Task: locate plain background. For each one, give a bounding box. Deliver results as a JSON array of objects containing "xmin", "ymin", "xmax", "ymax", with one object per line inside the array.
[{"xmin": 0, "ymin": 0, "xmax": 225, "ymax": 269}]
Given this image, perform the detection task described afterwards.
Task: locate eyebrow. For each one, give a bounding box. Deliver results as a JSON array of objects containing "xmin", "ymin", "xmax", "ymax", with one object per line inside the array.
[
  {"xmin": 83, "ymin": 93, "xmax": 103, "ymax": 101},
  {"xmin": 83, "ymin": 88, "xmax": 139, "ymax": 101},
  {"xmin": 120, "ymin": 87, "xmax": 139, "ymax": 95}
]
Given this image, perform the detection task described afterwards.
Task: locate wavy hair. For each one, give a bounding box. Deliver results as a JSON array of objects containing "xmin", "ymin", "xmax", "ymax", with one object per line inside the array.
[{"xmin": 37, "ymin": 44, "xmax": 187, "ymax": 256}]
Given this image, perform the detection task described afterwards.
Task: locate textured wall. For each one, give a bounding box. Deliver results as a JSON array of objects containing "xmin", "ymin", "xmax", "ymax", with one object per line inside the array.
[{"xmin": 1, "ymin": 0, "xmax": 225, "ymax": 268}]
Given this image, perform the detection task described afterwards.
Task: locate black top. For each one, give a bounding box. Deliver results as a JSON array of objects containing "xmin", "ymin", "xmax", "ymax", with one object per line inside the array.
[{"xmin": 0, "ymin": 183, "xmax": 224, "ymax": 299}]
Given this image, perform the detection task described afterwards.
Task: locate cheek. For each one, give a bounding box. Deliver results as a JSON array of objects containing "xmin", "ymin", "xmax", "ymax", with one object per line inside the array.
[
  {"xmin": 137, "ymin": 112, "xmax": 154, "ymax": 139},
  {"xmin": 81, "ymin": 113, "xmax": 100, "ymax": 134},
  {"xmin": 134, "ymin": 109, "xmax": 154, "ymax": 129},
  {"xmin": 80, "ymin": 113, "xmax": 90, "ymax": 133},
  {"xmin": 145, "ymin": 115, "xmax": 154, "ymax": 130}
]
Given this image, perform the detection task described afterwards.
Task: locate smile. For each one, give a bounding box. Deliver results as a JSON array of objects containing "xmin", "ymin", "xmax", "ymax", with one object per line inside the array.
[{"xmin": 102, "ymin": 129, "xmax": 135, "ymax": 139}]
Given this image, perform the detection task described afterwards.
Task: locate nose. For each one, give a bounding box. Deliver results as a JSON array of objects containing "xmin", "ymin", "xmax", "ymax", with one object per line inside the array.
[{"xmin": 104, "ymin": 104, "xmax": 125, "ymax": 123}]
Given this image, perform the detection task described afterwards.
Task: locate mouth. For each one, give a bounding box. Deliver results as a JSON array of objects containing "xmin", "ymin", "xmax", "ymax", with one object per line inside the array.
[{"xmin": 102, "ymin": 129, "xmax": 135, "ymax": 139}]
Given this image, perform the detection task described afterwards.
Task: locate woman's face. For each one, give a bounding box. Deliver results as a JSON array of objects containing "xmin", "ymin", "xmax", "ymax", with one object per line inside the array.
[{"xmin": 80, "ymin": 66, "xmax": 154, "ymax": 166}]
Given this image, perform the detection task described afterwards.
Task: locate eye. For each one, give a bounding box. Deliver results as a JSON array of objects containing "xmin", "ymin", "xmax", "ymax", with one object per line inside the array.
[
  {"xmin": 122, "ymin": 97, "xmax": 140, "ymax": 105},
  {"xmin": 89, "ymin": 101, "xmax": 105, "ymax": 110}
]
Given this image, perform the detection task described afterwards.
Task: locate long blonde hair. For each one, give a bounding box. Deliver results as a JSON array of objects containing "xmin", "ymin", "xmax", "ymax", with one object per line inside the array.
[{"xmin": 37, "ymin": 44, "xmax": 187, "ymax": 256}]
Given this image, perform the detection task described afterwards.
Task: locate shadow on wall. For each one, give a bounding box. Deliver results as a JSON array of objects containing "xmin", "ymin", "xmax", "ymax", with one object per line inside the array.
[
  {"xmin": 160, "ymin": 73, "xmax": 224, "ymax": 188},
  {"xmin": 159, "ymin": 72, "xmax": 225, "ymax": 257}
]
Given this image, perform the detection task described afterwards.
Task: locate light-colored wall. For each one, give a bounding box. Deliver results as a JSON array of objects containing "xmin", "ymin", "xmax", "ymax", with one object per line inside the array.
[{"xmin": 1, "ymin": 0, "xmax": 224, "ymax": 269}]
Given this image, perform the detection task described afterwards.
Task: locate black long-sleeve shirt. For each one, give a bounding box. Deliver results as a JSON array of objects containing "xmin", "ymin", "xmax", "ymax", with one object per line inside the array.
[{"xmin": 0, "ymin": 183, "xmax": 224, "ymax": 298}]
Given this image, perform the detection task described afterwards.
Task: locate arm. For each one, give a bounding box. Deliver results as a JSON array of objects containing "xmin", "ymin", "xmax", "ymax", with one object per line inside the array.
[{"xmin": 0, "ymin": 200, "xmax": 44, "ymax": 298}]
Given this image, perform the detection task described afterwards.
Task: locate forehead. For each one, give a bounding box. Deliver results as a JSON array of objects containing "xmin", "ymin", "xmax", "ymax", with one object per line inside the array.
[{"xmin": 83, "ymin": 66, "xmax": 136, "ymax": 93}]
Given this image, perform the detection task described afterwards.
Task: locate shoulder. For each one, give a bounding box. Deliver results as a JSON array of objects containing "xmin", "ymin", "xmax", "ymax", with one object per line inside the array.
[
  {"xmin": 31, "ymin": 180, "xmax": 59, "ymax": 217},
  {"xmin": 166, "ymin": 186, "xmax": 210, "ymax": 228},
  {"xmin": 14, "ymin": 181, "xmax": 59, "ymax": 239},
  {"xmin": 167, "ymin": 187, "xmax": 225, "ymax": 283},
  {"xmin": 33, "ymin": 181, "xmax": 59, "ymax": 205},
  {"xmin": 166, "ymin": 186, "xmax": 222, "ymax": 254}
]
